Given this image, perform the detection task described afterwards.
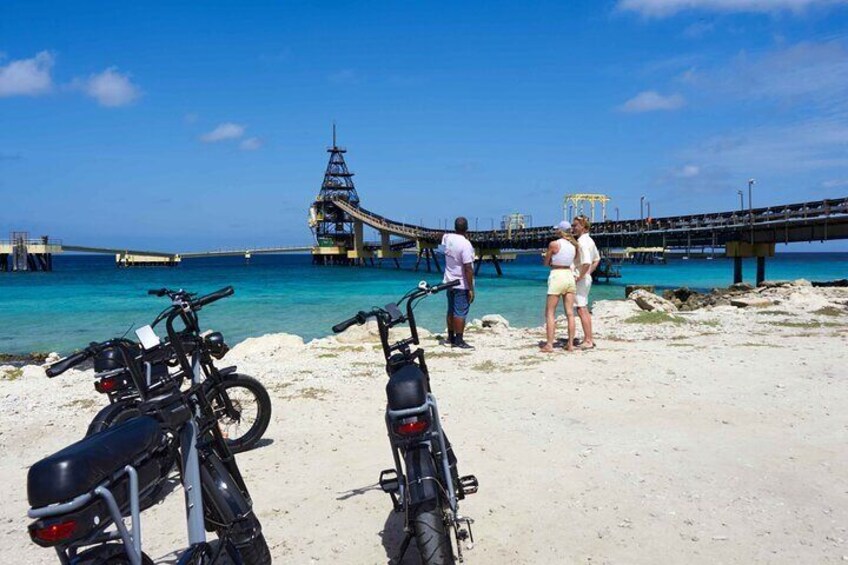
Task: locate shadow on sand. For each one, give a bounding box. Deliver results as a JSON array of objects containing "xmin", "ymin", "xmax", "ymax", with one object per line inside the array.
[
  {"xmin": 380, "ymin": 508, "xmax": 423, "ymax": 565},
  {"xmin": 243, "ymin": 437, "xmax": 274, "ymax": 450},
  {"xmin": 336, "ymin": 481, "xmax": 382, "ymax": 501}
]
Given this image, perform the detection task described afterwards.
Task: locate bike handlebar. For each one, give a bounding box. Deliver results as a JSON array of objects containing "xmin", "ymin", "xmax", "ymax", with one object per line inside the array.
[
  {"xmin": 330, "ymin": 280, "xmax": 460, "ymax": 333},
  {"xmin": 147, "ymin": 288, "xmax": 168, "ymax": 297},
  {"xmin": 45, "ymin": 349, "xmax": 91, "ymax": 377},
  {"xmin": 331, "ymin": 312, "xmax": 367, "ymax": 334},
  {"xmin": 432, "ymin": 280, "xmax": 461, "ymax": 293},
  {"xmin": 193, "ymin": 286, "xmax": 234, "ymax": 308}
]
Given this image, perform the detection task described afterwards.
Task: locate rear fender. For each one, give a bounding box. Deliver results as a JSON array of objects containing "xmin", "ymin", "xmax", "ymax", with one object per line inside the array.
[{"xmin": 404, "ymin": 446, "xmax": 439, "ymax": 508}]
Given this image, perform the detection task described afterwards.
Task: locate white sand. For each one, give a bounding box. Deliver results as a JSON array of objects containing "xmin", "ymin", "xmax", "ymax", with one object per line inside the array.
[{"xmin": 2, "ymin": 286, "xmax": 847, "ymax": 564}]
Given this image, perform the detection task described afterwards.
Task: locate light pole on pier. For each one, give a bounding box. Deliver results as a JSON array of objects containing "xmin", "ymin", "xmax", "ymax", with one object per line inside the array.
[
  {"xmin": 737, "ymin": 190, "xmax": 744, "ymax": 211},
  {"xmin": 647, "ymin": 201, "xmax": 651, "ymax": 219},
  {"xmin": 615, "ymin": 207, "xmax": 620, "ymax": 221},
  {"xmin": 748, "ymin": 178, "xmax": 756, "ymax": 244},
  {"xmin": 640, "ymin": 195, "xmax": 645, "ymax": 221}
]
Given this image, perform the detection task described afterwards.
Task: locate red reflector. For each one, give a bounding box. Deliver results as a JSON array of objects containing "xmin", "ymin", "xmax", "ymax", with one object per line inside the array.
[
  {"xmin": 95, "ymin": 377, "xmax": 118, "ymax": 393},
  {"xmin": 395, "ymin": 419, "xmax": 429, "ymax": 436},
  {"xmin": 34, "ymin": 520, "xmax": 76, "ymax": 543}
]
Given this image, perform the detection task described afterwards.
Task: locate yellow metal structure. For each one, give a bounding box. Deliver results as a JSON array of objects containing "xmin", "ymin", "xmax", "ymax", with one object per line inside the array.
[{"xmin": 563, "ymin": 193, "xmax": 611, "ymax": 222}]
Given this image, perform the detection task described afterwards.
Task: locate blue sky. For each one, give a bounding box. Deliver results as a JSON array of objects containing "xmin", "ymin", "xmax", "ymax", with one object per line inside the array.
[{"xmin": 1, "ymin": 0, "xmax": 847, "ymax": 251}]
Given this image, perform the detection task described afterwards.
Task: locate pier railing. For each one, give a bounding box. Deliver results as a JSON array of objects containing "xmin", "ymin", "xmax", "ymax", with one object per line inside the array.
[{"xmin": 331, "ymin": 196, "xmax": 848, "ymax": 249}]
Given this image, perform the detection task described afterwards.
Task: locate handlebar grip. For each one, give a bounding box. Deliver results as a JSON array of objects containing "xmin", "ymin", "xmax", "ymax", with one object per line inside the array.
[
  {"xmin": 332, "ymin": 312, "xmax": 366, "ymax": 334},
  {"xmin": 193, "ymin": 286, "xmax": 234, "ymax": 308},
  {"xmin": 45, "ymin": 349, "xmax": 91, "ymax": 378},
  {"xmin": 148, "ymin": 288, "xmax": 168, "ymax": 297},
  {"xmin": 432, "ymin": 280, "xmax": 461, "ymax": 293}
]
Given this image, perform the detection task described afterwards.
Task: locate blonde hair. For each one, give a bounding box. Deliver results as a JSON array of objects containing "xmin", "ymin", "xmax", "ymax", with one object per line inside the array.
[
  {"xmin": 573, "ymin": 216, "xmax": 591, "ymax": 232},
  {"xmin": 557, "ymin": 229, "xmax": 579, "ymax": 249}
]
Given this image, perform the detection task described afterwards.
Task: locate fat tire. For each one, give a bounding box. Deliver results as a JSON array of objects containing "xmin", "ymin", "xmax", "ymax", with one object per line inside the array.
[
  {"xmin": 210, "ymin": 374, "xmax": 272, "ymax": 454},
  {"xmin": 412, "ymin": 501, "xmax": 455, "ymax": 565},
  {"xmin": 73, "ymin": 542, "xmax": 155, "ymax": 564},
  {"xmin": 85, "ymin": 402, "xmax": 173, "ymax": 510},
  {"xmin": 85, "ymin": 402, "xmax": 141, "ymax": 437},
  {"xmin": 218, "ymin": 515, "xmax": 272, "ymax": 565},
  {"xmin": 230, "ymin": 531, "xmax": 272, "ymax": 565}
]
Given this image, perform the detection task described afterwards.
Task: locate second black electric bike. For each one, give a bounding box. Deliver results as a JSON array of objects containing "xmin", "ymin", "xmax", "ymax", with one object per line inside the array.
[
  {"xmin": 332, "ymin": 279, "xmax": 479, "ymax": 565},
  {"xmin": 86, "ymin": 287, "xmax": 272, "ymax": 455}
]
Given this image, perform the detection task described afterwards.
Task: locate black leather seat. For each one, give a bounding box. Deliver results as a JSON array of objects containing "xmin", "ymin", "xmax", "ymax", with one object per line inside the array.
[
  {"xmin": 386, "ymin": 364, "xmax": 428, "ymax": 410},
  {"xmin": 28, "ymin": 416, "xmax": 163, "ymax": 508}
]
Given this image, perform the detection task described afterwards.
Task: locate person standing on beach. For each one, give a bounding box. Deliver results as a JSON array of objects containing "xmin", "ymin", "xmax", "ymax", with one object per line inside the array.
[
  {"xmin": 541, "ymin": 221, "xmax": 579, "ymax": 353},
  {"xmin": 442, "ymin": 217, "xmax": 475, "ymax": 349},
  {"xmin": 572, "ymin": 215, "xmax": 600, "ymax": 349}
]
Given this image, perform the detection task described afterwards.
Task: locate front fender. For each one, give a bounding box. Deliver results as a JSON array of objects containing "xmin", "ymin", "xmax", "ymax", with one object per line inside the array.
[{"xmin": 200, "ymin": 452, "xmax": 252, "ymax": 531}]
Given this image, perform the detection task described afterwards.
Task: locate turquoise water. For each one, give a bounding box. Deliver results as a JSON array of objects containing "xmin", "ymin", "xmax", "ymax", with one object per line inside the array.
[{"xmin": 1, "ymin": 253, "xmax": 846, "ymax": 354}]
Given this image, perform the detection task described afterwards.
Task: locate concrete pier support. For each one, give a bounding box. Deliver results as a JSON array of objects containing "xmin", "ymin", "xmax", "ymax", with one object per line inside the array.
[
  {"xmin": 377, "ymin": 231, "xmax": 402, "ymax": 267},
  {"xmin": 415, "ymin": 241, "xmax": 439, "ymax": 272},
  {"xmin": 1, "ymin": 234, "xmax": 57, "ymax": 272},
  {"xmin": 475, "ymin": 248, "xmax": 510, "ymax": 276},
  {"xmin": 726, "ymin": 241, "xmax": 775, "ymax": 285},
  {"xmin": 116, "ymin": 253, "xmax": 181, "ymax": 267}
]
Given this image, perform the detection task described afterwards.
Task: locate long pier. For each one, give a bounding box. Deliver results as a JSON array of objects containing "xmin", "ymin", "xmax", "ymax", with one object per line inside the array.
[
  {"xmin": 0, "ymin": 237, "xmax": 310, "ymax": 271},
  {"xmin": 5, "ymin": 131, "xmax": 848, "ymax": 285},
  {"xmin": 322, "ymin": 196, "xmax": 848, "ymax": 283}
]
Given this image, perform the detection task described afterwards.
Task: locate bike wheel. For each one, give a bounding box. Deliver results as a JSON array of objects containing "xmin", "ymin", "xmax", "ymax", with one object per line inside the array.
[
  {"xmin": 219, "ymin": 515, "xmax": 272, "ymax": 565},
  {"xmin": 86, "ymin": 402, "xmax": 174, "ymax": 510},
  {"xmin": 412, "ymin": 500, "xmax": 455, "ymax": 565},
  {"xmin": 74, "ymin": 542, "xmax": 155, "ymax": 564},
  {"xmin": 209, "ymin": 374, "xmax": 271, "ymax": 454},
  {"xmin": 86, "ymin": 402, "xmax": 142, "ymax": 437}
]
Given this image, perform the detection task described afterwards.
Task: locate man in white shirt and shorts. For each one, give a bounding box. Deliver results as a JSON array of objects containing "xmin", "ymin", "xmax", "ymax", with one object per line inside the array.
[
  {"xmin": 441, "ymin": 217, "xmax": 476, "ymax": 349},
  {"xmin": 572, "ymin": 215, "xmax": 600, "ymax": 349}
]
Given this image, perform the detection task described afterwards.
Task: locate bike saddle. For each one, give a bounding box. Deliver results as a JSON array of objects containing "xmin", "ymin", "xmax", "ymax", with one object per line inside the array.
[
  {"xmin": 28, "ymin": 416, "xmax": 163, "ymax": 508},
  {"xmin": 386, "ymin": 364, "xmax": 427, "ymax": 410}
]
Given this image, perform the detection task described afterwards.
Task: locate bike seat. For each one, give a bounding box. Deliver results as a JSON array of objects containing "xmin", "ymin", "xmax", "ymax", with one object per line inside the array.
[
  {"xmin": 28, "ymin": 416, "xmax": 163, "ymax": 508},
  {"xmin": 386, "ymin": 364, "xmax": 427, "ymax": 410}
]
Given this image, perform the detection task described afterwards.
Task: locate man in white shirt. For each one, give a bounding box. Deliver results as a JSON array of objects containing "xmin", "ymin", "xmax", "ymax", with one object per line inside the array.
[
  {"xmin": 572, "ymin": 215, "xmax": 600, "ymax": 349},
  {"xmin": 441, "ymin": 217, "xmax": 475, "ymax": 349}
]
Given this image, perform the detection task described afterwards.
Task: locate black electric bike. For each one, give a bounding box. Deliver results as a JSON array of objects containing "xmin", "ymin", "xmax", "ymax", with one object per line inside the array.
[
  {"xmin": 29, "ymin": 289, "xmax": 271, "ymax": 564},
  {"xmin": 332, "ymin": 280, "xmax": 479, "ymax": 565},
  {"xmin": 86, "ymin": 287, "xmax": 272, "ymax": 455}
]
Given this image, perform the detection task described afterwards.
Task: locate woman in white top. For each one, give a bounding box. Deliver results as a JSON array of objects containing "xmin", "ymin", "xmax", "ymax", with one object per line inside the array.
[{"xmin": 541, "ymin": 221, "xmax": 579, "ymax": 353}]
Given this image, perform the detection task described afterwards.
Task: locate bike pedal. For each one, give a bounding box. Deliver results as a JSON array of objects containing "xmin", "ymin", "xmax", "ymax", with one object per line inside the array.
[
  {"xmin": 458, "ymin": 474, "xmax": 478, "ymax": 495},
  {"xmin": 379, "ymin": 469, "xmax": 400, "ymax": 494}
]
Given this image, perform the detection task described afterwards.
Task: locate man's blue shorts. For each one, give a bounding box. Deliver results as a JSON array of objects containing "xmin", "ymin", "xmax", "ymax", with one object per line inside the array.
[{"xmin": 447, "ymin": 288, "xmax": 471, "ymax": 319}]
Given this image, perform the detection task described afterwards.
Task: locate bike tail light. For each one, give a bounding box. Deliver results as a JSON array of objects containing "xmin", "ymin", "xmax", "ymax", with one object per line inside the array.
[
  {"xmin": 31, "ymin": 520, "xmax": 77, "ymax": 544},
  {"xmin": 394, "ymin": 416, "xmax": 429, "ymax": 436},
  {"xmin": 94, "ymin": 376, "xmax": 119, "ymax": 394}
]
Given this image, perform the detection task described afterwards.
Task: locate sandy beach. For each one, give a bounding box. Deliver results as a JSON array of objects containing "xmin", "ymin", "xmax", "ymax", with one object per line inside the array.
[{"xmin": 2, "ymin": 282, "xmax": 847, "ymax": 564}]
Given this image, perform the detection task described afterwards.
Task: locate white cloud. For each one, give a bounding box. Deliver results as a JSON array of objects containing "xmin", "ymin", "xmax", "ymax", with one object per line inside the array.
[
  {"xmin": 685, "ymin": 40, "xmax": 848, "ymax": 108},
  {"xmin": 200, "ymin": 122, "xmax": 246, "ymax": 143},
  {"xmin": 682, "ymin": 20, "xmax": 715, "ymax": 38},
  {"xmin": 677, "ymin": 164, "xmax": 701, "ymax": 177},
  {"xmin": 0, "ymin": 51, "xmax": 53, "ymax": 97},
  {"xmin": 685, "ymin": 113, "xmax": 848, "ymax": 173},
  {"xmin": 822, "ymin": 178, "xmax": 848, "ymax": 188},
  {"xmin": 77, "ymin": 67, "xmax": 141, "ymax": 107},
  {"xmin": 240, "ymin": 137, "xmax": 263, "ymax": 151},
  {"xmin": 184, "ymin": 112, "xmax": 199, "ymax": 124},
  {"xmin": 618, "ymin": 0, "xmax": 848, "ymax": 17},
  {"xmin": 619, "ymin": 90, "xmax": 686, "ymax": 112}
]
